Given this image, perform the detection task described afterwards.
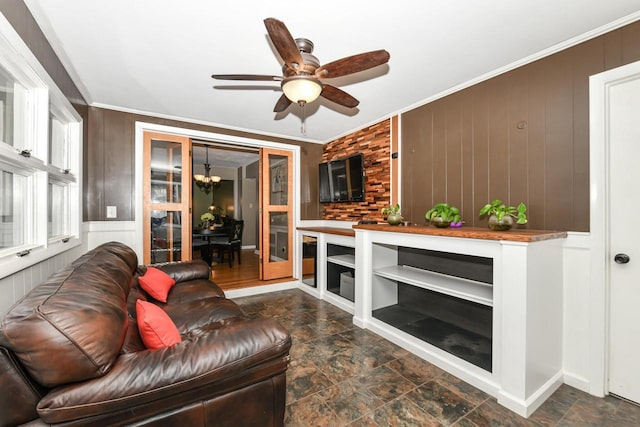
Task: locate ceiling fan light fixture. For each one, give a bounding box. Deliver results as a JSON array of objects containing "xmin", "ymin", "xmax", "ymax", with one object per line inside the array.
[{"xmin": 282, "ymin": 76, "xmax": 322, "ymax": 105}]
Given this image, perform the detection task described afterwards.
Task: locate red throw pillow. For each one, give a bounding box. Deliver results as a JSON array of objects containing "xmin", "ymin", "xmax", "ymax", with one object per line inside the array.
[
  {"xmin": 136, "ymin": 300, "xmax": 181, "ymax": 349},
  {"xmin": 138, "ymin": 267, "xmax": 176, "ymax": 303}
]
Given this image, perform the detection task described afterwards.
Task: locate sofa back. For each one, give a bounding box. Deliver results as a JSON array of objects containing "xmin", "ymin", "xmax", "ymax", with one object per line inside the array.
[{"xmin": 0, "ymin": 242, "xmax": 137, "ymax": 425}]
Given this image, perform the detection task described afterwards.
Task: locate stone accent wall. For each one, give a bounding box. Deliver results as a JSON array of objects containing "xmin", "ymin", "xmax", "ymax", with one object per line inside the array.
[{"xmin": 321, "ymin": 119, "xmax": 391, "ymax": 221}]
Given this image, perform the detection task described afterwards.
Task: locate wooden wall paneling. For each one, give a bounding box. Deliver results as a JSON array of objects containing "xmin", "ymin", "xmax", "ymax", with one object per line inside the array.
[
  {"xmin": 471, "ymin": 84, "xmax": 490, "ymax": 228},
  {"xmin": 603, "ymin": 30, "xmax": 623, "ymax": 70},
  {"xmin": 417, "ymin": 107, "xmax": 434, "ymax": 225},
  {"xmin": 103, "ymin": 109, "xmax": 135, "ymax": 221},
  {"xmin": 86, "ymin": 107, "xmax": 105, "ymax": 221},
  {"xmin": 299, "ymin": 142, "xmax": 323, "ymax": 219},
  {"xmin": 526, "ymin": 60, "xmax": 548, "ymax": 230},
  {"xmin": 335, "ymin": 19, "xmax": 640, "ymax": 232},
  {"xmin": 507, "ymin": 68, "xmax": 530, "ymax": 216},
  {"xmin": 402, "ymin": 106, "xmax": 433, "ymax": 225},
  {"xmin": 487, "ymin": 75, "xmax": 510, "ymax": 206},
  {"xmin": 461, "ymin": 91, "xmax": 475, "ymax": 224},
  {"xmin": 400, "ymin": 110, "xmax": 414, "ymax": 223},
  {"xmin": 544, "ymin": 52, "xmax": 575, "ymax": 231},
  {"xmin": 431, "ymin": 102, "xmax": 447, "ymax": 204},
  {"xmin": 620, "ymin": 23, "xmax": 640, "ymax": 65},
  {"xmin": 571, "ymin": 38, "xmax": 605, "ymax": 231},
  {"xmin": 445, "ymin": 92, "xmax": 463, "ymax": 210}
]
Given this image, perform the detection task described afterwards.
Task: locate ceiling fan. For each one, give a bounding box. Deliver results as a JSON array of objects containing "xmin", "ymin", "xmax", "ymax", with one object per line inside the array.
[{"xmin": 212, "ymin": 18, "xmax": 390, "ymax": 113}]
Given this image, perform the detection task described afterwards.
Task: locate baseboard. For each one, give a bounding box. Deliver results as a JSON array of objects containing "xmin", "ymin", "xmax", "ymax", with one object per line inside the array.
[
  {"xmin": 563, "ymin": 372, "xmax": 591, "ymax": 394},
  {"xmin": 225, "ymin": 280, "xmax": 298, "ymax": 299},
  {"xmin": 497, "ymin": 371, "xmax": 563, "ymax": 417}
]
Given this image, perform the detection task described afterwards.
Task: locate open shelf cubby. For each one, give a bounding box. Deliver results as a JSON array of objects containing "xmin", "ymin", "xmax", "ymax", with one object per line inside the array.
[
  {"xmin": 372, "ymin": 244, "xmax": 494, "ymax": 371},
  {"xmin": 327, "ymin": 243, "xmax": 356, "ymax": 302}
]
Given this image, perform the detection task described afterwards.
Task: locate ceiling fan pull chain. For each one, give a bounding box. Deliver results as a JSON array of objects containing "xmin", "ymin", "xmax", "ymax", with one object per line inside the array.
[{"xmin": 300, "ymin": 102, "xmax": 307, "ymax": 135}]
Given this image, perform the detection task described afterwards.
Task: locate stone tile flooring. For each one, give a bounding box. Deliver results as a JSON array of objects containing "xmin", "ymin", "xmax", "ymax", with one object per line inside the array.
[{"xmin": 233, "ymin": 289, "xmax": 640, "ymax": 426}]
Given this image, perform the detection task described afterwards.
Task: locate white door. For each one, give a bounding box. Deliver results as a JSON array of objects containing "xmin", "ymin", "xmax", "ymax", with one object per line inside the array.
[{"xmin": 608, "ymin": 68, "xmax": 640, "ymax": 404}]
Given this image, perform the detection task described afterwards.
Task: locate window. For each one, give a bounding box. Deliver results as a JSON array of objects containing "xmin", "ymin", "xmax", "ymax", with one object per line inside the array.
[
  {"xmin": 0, "ymin": 16, "xmax": 82, "ymax": 278},
  {"xmin": 0, "ymin": 169, "xmax": 27, "ymax": 250},
  {"xmin": 48, "ymin": 181, "xmax": 67, "ymax": 239},
  {"xmin": 0, "ymin": 63, "xmax": 20, "ymax": 147}
]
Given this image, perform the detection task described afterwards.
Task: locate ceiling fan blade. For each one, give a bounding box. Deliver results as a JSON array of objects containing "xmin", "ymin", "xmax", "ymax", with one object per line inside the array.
[
  {"xmin": 315, "ymin": 50, "xmax": 390, "ymax": 79},
  {"xmin": 212, "ymin": 74, "xmax": 282, "ymax": 81},
  {"xmin": 273, "ymin": 94, "xmax": 292, "ymax": 112},
  {"xmin": 320, "ymin": 85, "xmax": 359, "ymax": 108},
  {"xmin": 264, "ymin": 18, "xmax": 304, "ymax": 72}
]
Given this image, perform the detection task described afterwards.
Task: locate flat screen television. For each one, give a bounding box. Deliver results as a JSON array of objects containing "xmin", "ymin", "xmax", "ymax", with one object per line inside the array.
[{"xmin": 319, "ymin": 154, "xmax": 365, "ymax": 203}]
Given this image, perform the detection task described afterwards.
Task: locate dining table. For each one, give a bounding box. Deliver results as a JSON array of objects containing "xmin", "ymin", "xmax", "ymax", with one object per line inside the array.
[{"xmin": 193, "ymin": 226, "xmax": 229, "ymax": 265}]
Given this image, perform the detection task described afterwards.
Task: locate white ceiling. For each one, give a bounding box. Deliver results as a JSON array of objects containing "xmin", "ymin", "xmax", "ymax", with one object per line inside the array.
[
  {"xmin": 23, "ymin": 1, "xmax": 640, "ymax": 143},
  {"xmin": 192, "ymin": 145, "xmax": 258, "ymax": 170}
]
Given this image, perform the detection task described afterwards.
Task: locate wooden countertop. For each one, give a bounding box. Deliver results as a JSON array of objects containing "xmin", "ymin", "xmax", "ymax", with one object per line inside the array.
[
  {"xmin": 352, "ymin": 224, "xmax": 567, "ymax": 242},
  {"xmin": 297, "ymin": 226, "xmax": 356, "ymax": 237}
]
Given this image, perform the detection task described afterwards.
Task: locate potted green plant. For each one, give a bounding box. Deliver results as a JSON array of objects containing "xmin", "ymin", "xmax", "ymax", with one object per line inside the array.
[
  {"xmin": 425, "ymin": 203, "xmax": 462, "ymax": 228},
  {"xmin": 478, "ymin": 199, "xmax": 527, "ymax": 231},
  {"xmin": 200, "ymin": 212, "xmax": 215, "ymax": 230},
  {"xmin": 381, "ymin": 203, "xmax": 403, "ymax": 226}
]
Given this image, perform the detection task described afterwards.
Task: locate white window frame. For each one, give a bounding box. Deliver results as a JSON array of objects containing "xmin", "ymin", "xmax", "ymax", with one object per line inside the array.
[{"xmin": 0, "ymin": 12, "xmax": 82, "ymax": 279}]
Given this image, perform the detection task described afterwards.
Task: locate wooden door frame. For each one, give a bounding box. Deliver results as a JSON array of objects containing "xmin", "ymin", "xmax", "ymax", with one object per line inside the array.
[
  {"xmin": 134, "ymin": 122, "xmax": 301, "ymax": 278},
  {"xmin": 260, "ymin": 147, "xmax": 294, "ymax": 280},
  {"xmin": 142, "ymin": 131, "xmax": 192, "ymax": 264},
  {"xmin": 589, "ymin": 59, "xmax": 640, "ymax": 397}
]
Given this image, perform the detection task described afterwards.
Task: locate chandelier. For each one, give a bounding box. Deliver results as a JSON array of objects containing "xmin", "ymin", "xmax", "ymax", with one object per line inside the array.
[{"xmin": 193, "ymin": 146, "xmax": 221, "ymax": 194}]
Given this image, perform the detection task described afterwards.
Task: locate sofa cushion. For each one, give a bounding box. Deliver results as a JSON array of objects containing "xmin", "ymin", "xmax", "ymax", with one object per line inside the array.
[
  {"xmin": 136, "ymin": 300, "xmax": 181, "ymax": 349},
  {"xmin": 0, "ymin": 245, "xmax": 134, "ymax": 387},
  {"xmin": 164, "ymin": 279, "xmax": 226, "ymax": 305},
  {"xmin": 138, "ymin": 267, "xmax": 176, "ymax": 303},
  {"xmin": 164, "ymin": 297, "xmax": 245, "ymax": 335}
]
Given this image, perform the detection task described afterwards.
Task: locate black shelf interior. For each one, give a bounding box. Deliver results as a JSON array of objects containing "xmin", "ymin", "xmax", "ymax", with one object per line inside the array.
[
  {"xmin": 302, "ymin": 238, "xmax": 317, "ymax": 288},
  {"xmin": 327, "ymin": 244, "xmax": 355, "ymax": 301},
  {"xmin": 373, "ymin": 284, "xmax": 492, "ymax": 372}
]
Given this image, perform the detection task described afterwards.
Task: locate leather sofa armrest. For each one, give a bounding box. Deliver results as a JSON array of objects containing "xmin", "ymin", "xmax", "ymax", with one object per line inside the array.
[
  {"xmin": 36, "ymin": 318, "xmax": 291, "ymax": 424},
  {"xmin": 147, "ymin": 260, "xmax": 211, "ymax": 283}
]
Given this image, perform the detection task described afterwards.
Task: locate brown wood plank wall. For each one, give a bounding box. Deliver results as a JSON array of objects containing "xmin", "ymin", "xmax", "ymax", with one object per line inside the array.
[
  {"xmin": 85, "ymin": 107, "xmax": 324, "ymax": 221},
  {"xmin": 400, "ymin": 20, "xmax": 640, "ymax": 231}
]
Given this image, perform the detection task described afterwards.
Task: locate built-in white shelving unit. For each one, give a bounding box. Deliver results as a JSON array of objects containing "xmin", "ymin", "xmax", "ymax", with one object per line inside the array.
[{"xmin": 297, "ymin": 223, "xmax": 567, "ymax": 418}]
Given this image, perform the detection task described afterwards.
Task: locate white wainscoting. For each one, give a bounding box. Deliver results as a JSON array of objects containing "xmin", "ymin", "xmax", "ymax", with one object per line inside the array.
[
  {"xmin": 85, "ymin": 221, "xmax": 138, "ymax": 253},
  {"xmin": 561, "ymin": 232, "xmax": 592, "ymax": 393},
  {"xmin": 0, "ymin": 241, "xmax": 86, "ymax": 315}
]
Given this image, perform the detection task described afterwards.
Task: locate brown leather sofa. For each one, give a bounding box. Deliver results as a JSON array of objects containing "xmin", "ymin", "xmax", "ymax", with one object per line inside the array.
[{"xmin": 0, "ymin": 242, "xmax": 291, "ymax": 426}]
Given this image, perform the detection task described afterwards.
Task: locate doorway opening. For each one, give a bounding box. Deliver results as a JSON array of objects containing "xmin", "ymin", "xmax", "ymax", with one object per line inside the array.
[
  {"xmin": 135, "ymin": 121, "xmax": 301, "ymax": 293},
  {"xmin": 191, "ymin": 142, "xmax": 263, "ymax": 290}
]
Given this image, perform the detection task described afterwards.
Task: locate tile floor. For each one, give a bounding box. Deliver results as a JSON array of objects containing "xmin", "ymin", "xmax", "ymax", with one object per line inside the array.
[{"xmin": 233, "ymin": 289, "xmax": 640, "ymax": 427}]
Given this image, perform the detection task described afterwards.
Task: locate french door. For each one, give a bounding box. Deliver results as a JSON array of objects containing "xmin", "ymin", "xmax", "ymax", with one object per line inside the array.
[
  {"xmin": 260, "ymin": 147, "xmax": 293, "ymax": 280},
  {"xmin": 142, "ymin": 131, "xmax": 192, "ymax": 264}
]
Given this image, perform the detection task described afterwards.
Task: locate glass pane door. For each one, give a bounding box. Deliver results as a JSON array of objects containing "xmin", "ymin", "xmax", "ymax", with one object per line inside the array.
[
  {"xmin": 143, "ymin": 132, "xmax": 192, "ymax": 264},
  {"xmin": 260, "ymin": 148, "xmax": 293, "ymax": 280}
]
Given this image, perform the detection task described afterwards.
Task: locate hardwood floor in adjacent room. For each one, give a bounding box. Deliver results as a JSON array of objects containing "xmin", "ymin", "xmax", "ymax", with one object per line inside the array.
[{"xmin": 207, "ymin": 248, "xmax": 293, "ymax": 291}]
